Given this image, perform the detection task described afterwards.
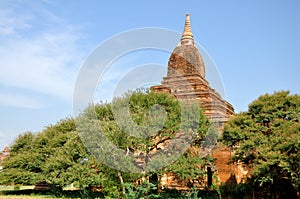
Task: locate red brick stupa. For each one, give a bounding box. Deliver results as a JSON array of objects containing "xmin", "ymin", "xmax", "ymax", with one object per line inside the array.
[{"xmin": 151, "ymin": 13, "xmax": 234, "ymax": 128}]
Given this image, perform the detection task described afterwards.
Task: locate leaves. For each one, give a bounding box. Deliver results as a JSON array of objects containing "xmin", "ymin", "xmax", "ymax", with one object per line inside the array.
[
  {"xmin": 222, "ymin": 91, "xmax": 300, "ymax": 192},
  {"xmin": 0, "ymin": 89, "xmax": 211, "ymax": 196}
]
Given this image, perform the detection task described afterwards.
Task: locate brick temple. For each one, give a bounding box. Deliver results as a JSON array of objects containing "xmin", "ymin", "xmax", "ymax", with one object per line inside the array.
[
  {"xmin": 151, "ymin": 14, "xmax": 251, "ymax": 187},
  {"xmin": 151, "ymin": 13, "xmax": 234, "ymax": 129}
]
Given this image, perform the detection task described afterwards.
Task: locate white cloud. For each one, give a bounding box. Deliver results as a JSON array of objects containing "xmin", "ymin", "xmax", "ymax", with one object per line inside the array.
[
  {"xmin": 0, "ymin": 93, "xmax": 41, "ymax": 109},
  {"xmin": 0, "ymin": 7, "xmax": 86, "ymax": 107},
  {"xmin": 0, "ymin": 32, "xmax": 80, "ymax": 101},
  {"xmin": 0, "ymin": 9, "xmax": 32, "ymax": 35}
]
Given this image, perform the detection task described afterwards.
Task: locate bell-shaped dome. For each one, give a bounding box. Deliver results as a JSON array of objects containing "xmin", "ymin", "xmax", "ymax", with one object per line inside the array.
[{"xmin": 167, "ymin": 13, "xmax": 205, "ymax": 78}]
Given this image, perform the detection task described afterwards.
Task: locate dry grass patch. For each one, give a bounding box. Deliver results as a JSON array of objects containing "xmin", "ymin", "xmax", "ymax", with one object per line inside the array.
[{"xmin": 0, "ymin": 196, "xmax": 58, "ymax": 199}]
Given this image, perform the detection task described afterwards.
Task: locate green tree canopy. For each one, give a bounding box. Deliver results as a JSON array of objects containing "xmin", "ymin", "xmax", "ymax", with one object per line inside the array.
[
  {"xmin": 77, "ymin": 90, "xmax": 210, "ymax": 174},
  {"xmin": 223, "ymin": 91, "xmax": 300, "ymax": 195},
  {"xmin": 0, "ymin": 90, "xmax": 213, "ymax": 197}
]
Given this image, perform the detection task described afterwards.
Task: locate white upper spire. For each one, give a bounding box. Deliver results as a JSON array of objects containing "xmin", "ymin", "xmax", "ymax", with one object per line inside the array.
[{"xmin": 180, "ymin": 13, "xmax": 194, "ymax": 45}]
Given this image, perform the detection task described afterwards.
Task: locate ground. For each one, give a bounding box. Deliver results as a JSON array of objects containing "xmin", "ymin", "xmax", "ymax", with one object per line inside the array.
[{"xmin": 0, "ymin": 196, "xmax": 57, "ymax": 199}]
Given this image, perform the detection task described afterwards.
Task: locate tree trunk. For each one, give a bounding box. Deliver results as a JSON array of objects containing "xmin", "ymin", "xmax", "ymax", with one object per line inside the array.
[{"xmin": 117, "ymin": 171, "xmax": 125, "ymax": 196}]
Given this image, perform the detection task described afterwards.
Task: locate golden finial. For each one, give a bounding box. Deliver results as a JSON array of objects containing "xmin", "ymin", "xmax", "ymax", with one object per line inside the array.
[{"xmin": 180, "ymin": 13, "xmax": 194, "ymax": 45}]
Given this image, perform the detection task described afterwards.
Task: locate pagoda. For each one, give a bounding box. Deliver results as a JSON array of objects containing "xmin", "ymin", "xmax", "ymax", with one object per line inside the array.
[{"xmin": 151, "ymin": 13, "xmax": 234, "ymax": 129}]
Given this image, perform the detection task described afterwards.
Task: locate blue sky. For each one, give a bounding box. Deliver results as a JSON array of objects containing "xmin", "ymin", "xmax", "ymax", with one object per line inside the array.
[{"xmin": 0, "ymin": 0, "xmax": 300, "ymax": 149}]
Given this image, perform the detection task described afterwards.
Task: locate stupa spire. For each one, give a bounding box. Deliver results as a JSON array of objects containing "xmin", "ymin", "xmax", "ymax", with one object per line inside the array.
[{"xmin": 180, "ymin": 13, "xmax": 194, "ymax": 45}]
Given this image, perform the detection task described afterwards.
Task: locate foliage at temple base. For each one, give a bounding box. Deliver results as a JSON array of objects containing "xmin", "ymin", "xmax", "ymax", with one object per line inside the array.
[
  {"xmin": 0, "ymin": 90, "xmax": 213, "ymax": 198},
  {"xmin": 223, "ymin": 91, "xmax": 300, "ymax": 197}
]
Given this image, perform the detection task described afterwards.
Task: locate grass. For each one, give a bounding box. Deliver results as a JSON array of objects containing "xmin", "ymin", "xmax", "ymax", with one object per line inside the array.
[
  {"xmin": 0, "ymin": 186, "xmax": 60, "ymax": 198},
  {"xmin": 0, "ymin": 185, "xmax": 221, "ymax": 199},
  {"xmin": 0, "ymin": 186, "xmax": 34, "ymax": 191},
  {"xmin": 0, "ymin": 196, "xmax": 59, "ymax": 199},
  {"xmin": 0, "ymin": 185, "xmax": 103, "ymax": 199}
]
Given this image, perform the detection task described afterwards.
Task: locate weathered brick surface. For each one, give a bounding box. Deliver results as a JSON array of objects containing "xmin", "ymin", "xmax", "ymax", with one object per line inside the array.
[
  {"xmin": 211, "ymin": 144, "xmax": 232, "ymax": 183},
  {"xmin": 168, "ymin": 45, "xmax": 205, "ymax": 77},
  {"xmin": 150, "ymin": 13, "xmax": 237, "ymax": 188},
  {"xmin": 152, "ymin": 14, "xmax": 234, "ymax": 127}
]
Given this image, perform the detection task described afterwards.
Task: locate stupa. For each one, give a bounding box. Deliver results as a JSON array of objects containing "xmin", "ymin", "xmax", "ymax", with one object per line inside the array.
[{"xmin": 151, "ymin": 13, "xmax": 234, "ymax": 129}]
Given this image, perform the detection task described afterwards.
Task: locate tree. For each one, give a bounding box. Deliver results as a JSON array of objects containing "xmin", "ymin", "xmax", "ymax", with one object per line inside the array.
[
  {"xmin": 0, "ymin": 90, "xmax": 212, "ymax": 197},
  {"xmin": 0, "ymin": 132, "xmax": 43, "ymax": 185},
  {"xmin": 77, "ymin": 89, "xmax": 212, "ymax": 193},
  {"xmin": 223, "ymin": 91, "xmax": 300, "ymax": 196},
  {"xmin": 0, "ymin": 118, "xmax": 77, "ymax": 185}
]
